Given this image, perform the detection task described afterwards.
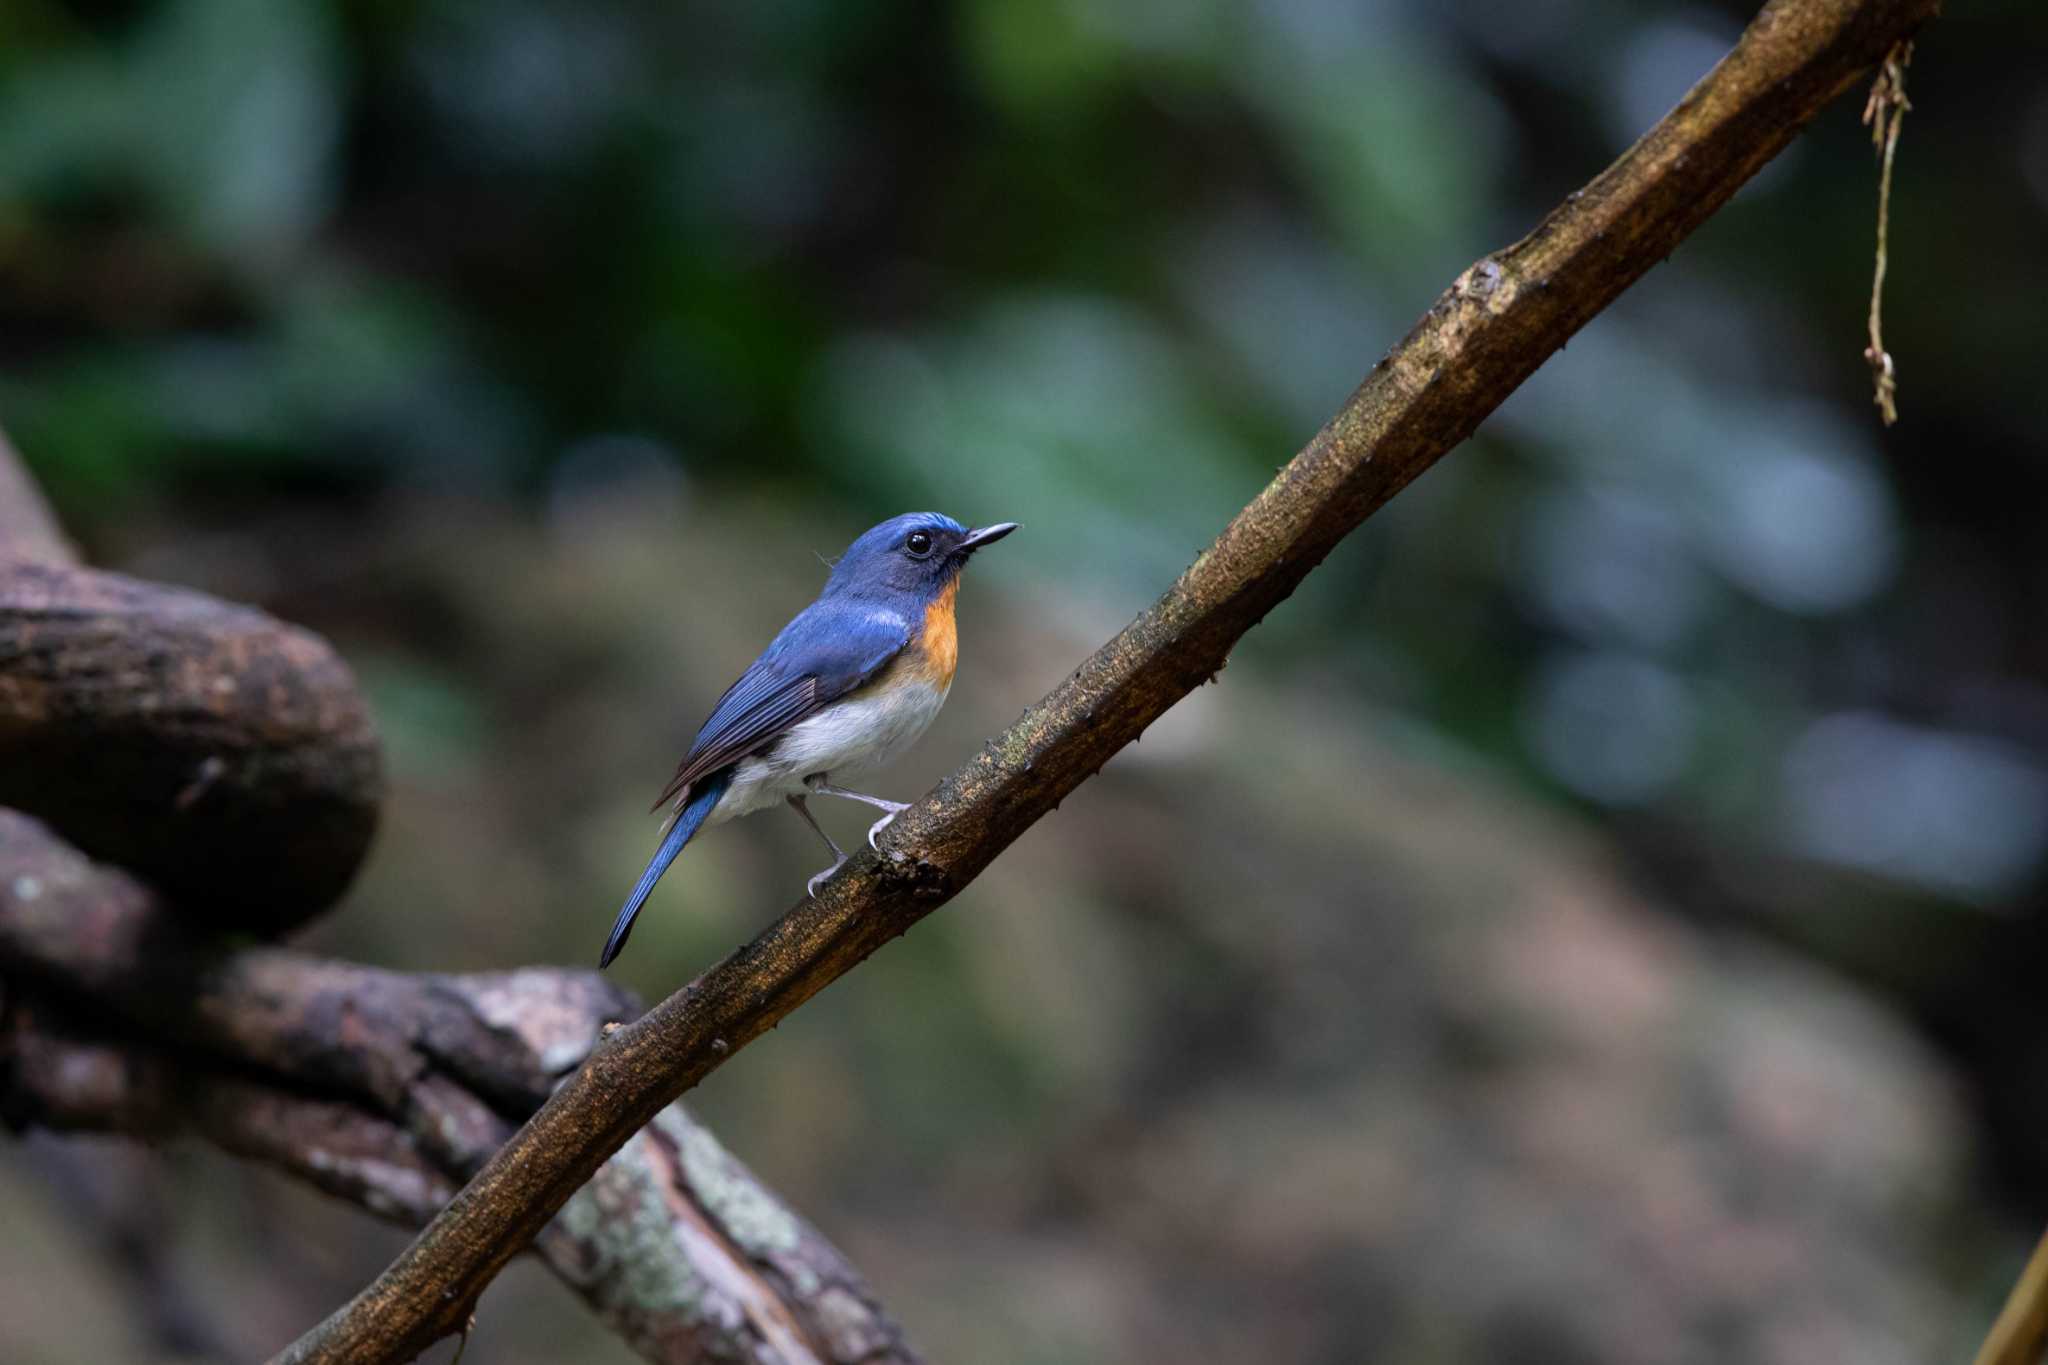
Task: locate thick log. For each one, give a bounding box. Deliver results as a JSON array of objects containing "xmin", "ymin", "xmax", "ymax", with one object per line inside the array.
[{"xmin": 0, "ymin": 561, "xmax": 383, "ymax": 930}]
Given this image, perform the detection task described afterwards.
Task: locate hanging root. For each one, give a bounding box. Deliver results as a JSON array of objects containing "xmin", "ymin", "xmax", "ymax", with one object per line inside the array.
[{"xmin": 1861, "ymin": 41, "xmax": 1912, "ymax": 427}]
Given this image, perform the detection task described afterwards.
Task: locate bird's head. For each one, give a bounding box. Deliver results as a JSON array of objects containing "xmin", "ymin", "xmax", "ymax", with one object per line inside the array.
[{"xmin": 824, "ymin": 512, "xmax": 1019, "ymax": 601}]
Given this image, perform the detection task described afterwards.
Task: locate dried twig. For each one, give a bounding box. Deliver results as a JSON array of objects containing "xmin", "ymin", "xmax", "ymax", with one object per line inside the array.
[{"xmin": 1861, "ymin": 40, "xmax": 1913, "ymax": 425}]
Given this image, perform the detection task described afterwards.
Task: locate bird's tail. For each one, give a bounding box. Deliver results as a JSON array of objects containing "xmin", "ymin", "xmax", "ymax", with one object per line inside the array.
[{"xmin": 600, "ymin": 771, "xmax": 731, "ymax": 969}]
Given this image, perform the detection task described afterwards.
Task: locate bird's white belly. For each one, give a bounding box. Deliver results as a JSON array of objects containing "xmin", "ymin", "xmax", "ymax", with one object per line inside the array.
[{"xmin": 713, "ymin": 677, "xmax": 950, "ymax": 820}]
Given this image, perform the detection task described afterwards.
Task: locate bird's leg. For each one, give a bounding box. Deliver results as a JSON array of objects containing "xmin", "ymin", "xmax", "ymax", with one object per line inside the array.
[
  {"xmin": 807, "ymin": 779, "xmax": 911, "ymax": 851},
  {"xmin": 787, "ymin": 795, "xmax": 848, "ymax": 898}
]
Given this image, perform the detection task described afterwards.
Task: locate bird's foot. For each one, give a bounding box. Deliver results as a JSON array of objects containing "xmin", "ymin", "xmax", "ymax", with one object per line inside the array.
[
  {"xmin": 807, "ymin": 852, "xmax": 850, "ymax": 899},
  {"xmin": 865, "ymin": 805, "xmax": 908, "ymax": 852},
  {"xmin": 804, "ymin": 781, "xmax": 911, "ymax": 853}
]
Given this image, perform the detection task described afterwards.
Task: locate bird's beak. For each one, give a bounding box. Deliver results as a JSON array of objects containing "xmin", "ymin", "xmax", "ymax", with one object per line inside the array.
[{"xmin": 959, "ymin": 522, "xmax": 1020, "ymax": 553}]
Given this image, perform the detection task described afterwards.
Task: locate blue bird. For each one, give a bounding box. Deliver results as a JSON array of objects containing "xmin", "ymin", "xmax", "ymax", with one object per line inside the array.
[{"xmin": 600, "ymin": 513, "xmax": 1019, "ymax": 967}]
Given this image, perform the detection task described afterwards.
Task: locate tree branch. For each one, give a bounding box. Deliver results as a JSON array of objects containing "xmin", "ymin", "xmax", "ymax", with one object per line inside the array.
[
  {"xmin": 3, "ymin": 1007, "xmax": 458, "ymax": 1224},
  {"xmin": 0, "ymin": 809, "xmax": 920, "ymax": 1364},
  {"xmin": 1975, "ymin": 1227, "xmax": 2048, "ymax": 1365},
  {"xmin": 277, "ymin": 0, "xmax": 1944, "ymax": 1359}
]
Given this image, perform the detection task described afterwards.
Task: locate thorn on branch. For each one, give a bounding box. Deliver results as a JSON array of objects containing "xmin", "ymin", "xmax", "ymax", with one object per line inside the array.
[
  {"xmin": 173, "ymin": 756, "xmax": 227, "ymax": 811},
  {"xmin": 450, "ymin": 1313, "xmax": 476, "ymax": 1365},
  {"xmin": 1861, "ymin": 40, "xmax": 1913, "ymax": 427}
]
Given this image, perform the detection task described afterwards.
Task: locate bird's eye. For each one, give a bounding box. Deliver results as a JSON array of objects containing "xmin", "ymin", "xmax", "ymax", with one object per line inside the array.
[{"xmin": 905, "ymin": 531, "xmax": 934, "ymax": 557}]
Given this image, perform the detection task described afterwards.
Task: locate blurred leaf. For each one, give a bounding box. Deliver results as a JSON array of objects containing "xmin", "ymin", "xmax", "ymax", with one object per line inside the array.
[{"xmin": 0, "ymin": 0, "xmax": 343, "ymax": 260}]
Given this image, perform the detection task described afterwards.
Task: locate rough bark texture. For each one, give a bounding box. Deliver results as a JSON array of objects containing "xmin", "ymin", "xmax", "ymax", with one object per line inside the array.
[
  {"xmin": 4, "ymin": 1014, "xmax": 459, "ymax": 1224},
  {"xmin": 0, "ymin": 561, "xmax": 384, "ymax": 930},
  {"xmin": 274, "ymin": 1, "xmax": 1945, "ymax": 1360},
  {"xmin": 0, "ymin": 810, "xmax": 919, "ymax": 1365}
]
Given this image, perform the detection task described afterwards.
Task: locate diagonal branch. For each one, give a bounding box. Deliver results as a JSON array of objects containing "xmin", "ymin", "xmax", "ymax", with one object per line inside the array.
[
  {"xmin": 1975, "ymin": 1226, "xmax": 2048, "ymax": 1365},
  {"xmin": 278, "ymin": 0, "xmax": 1943, "ymax": 1359}
]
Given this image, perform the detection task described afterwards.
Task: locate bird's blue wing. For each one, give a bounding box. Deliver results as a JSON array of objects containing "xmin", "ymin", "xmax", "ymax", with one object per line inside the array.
[{"xmin": 652, "ymin": 597, "xmax": 911, "ymax": 810}]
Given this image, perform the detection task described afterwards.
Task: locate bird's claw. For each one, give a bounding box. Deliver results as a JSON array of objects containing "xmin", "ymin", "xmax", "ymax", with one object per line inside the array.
[
  {"xmin": 865, "ymin": 807, "xmax": 903, "ymax": 852},
  {"xmin": 807, "ymin": 853, "xmax": 849, "ymax": 899}
]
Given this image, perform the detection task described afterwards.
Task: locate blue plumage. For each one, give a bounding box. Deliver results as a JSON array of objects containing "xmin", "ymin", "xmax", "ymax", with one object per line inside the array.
[
  {"xmin": 601, "ymin": 771, "xmax": 730, "ymax": 968},
  {"xmin": 600, "ymin": 512, "xmax": 1018, "ymax": 967},
  {"xmin": 650, "ymin": 597, "xmax": 913, "ymax": 812}
]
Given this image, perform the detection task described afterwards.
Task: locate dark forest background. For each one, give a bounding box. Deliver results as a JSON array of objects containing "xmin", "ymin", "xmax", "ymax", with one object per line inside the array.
[{"xmin": 4, "ymin": 0, "xmax": 2047, "ymax": 1360}]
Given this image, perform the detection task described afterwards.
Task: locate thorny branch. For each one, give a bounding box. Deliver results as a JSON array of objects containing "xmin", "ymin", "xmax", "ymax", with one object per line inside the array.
[{"xmin": 275, "ymin": 1, "xmax": 1947, "ymax": 1361}]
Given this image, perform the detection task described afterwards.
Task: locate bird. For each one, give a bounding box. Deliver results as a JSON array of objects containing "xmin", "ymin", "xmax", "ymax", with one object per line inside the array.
[{"xmin": 599, "ymin": 512, "xmax": 1019, "ymax": 968}]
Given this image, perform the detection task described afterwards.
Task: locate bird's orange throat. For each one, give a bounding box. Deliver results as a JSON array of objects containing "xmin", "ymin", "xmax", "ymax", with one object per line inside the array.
[{"xmin": 919, "ymin": 579, "xmax": 959, "ymax": 687}]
